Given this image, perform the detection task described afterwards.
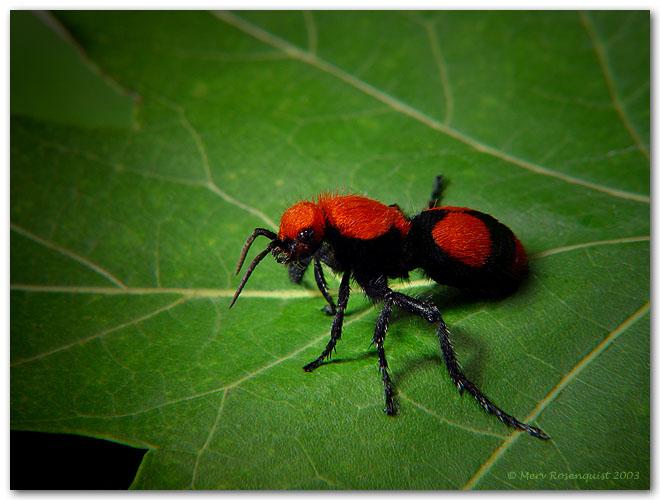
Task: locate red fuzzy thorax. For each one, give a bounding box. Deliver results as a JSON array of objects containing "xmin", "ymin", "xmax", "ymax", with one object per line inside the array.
[
  {"xmin": 317, "ymin": 194, "xmax": 410, "ymax": 239},
  {"xmin": 279, "ymin": 194, "xmax": 411, "ymax": 242}
]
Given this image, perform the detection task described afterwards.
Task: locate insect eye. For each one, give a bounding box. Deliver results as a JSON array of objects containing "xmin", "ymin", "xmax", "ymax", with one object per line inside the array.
[{"xmin": 297, "ymin": 228, "xmax": 314, "ymax": 243}]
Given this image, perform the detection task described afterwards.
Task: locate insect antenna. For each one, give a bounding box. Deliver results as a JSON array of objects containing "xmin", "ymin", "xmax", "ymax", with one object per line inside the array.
[
  {"xmin": 234, "ymin": 228, "xmax": 278, "ymax": 275},
  {"xmin": 229, "ymin": 239, "xmax": 279, "ymax": 309}
]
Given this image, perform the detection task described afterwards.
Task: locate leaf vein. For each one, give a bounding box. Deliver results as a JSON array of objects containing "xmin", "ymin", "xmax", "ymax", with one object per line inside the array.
[
  {"xmin": 158, "ymin": 96, "xmax": 278, "ymax": 230},
  {"xmin": 399, "ymin": 391, "xmax": 508, "ymax": 440},
  {"xmin": 579, "ymin": 11, "xmax": 649, "ymax": 162},
  {"xmin": 294, "ymin": 436, "xmax": 338, "ymax": 488},
  {"xmin": 461, "ymin": 300, "xmax": 649, "ymax": 489},
  {"xmin": 191, "ymin": 389, "xmax": 227, "ymax": 489},
  {"xmin": 302, "ymin": 11, "xmax": 318, "ymax": 54},
  {"xmin": 529, "ymin": 235, "xmax": 649, "ymax": 260},
  {"xmin": 423, "ymin": 20, "xmax": 453, "ymax": 125},
  {"xmin": 11, "ymin": 296, "xmax": 186, "ymax": 367},
  {"xmin": 212, "ymin": 10, "xmax": 649, "ymax": 204},
  {"xmin": 56, "ymin": 306, "xmax": 377, "ymax": 420},
  {"xmin": 10, "ymin": 223, "xmax": 127, "ymax": 289}
]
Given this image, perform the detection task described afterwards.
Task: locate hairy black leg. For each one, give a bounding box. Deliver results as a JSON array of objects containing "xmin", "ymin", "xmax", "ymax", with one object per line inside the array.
[
  {"xmin": 314, "ymin": 259, "xmax": 337, "ymax": 315},
  {"xmin": 373, "ymin": 296, "xmax": 397, "ymax": 415},
  {"xmin": 303, "ymin": 270, "xmax": 351, "ymax": 372},
  {"xmin": 426, "ymin": 174, "xmax": 446, "ymax": 209},
  {"xmin": 388, "ymin": 291, "xmax": 549, "ymax": 440}
]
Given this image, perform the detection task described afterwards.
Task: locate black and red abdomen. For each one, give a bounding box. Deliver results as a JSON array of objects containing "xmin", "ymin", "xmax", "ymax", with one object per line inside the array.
[{"xmin": 404, "ymin": 207, "xmax": 528, "ymax": 297}]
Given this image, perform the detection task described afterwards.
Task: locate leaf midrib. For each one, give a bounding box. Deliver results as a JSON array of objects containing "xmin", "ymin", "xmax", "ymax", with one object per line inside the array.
[{"xmin": 10, "ymin": 234, "xmax": 650, "ymax": 300}]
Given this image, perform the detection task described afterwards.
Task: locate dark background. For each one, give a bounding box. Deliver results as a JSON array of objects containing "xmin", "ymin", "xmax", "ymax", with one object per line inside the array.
[{"xmin": 11, "ymin": 431, "xmax": 147, "ymax": 490}]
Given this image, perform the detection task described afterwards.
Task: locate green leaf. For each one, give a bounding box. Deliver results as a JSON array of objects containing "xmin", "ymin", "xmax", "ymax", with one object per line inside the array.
[
  {"xmin": 11, "ymin": 10, "xmax": 649, "ymax": 490},
  {"xmin": 10, "ymin": 11, "xmax": 136, "ymax": 128}
]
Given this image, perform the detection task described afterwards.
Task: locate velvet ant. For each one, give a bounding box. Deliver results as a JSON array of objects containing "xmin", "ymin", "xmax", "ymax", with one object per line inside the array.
[{"xmin": 229, "ymin": 176, "xmax": 549, "ymax": 440}]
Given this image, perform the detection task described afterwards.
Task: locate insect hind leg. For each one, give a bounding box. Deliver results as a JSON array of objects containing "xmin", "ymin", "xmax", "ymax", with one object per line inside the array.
[
  {"xmin": 372, "ymin": 296, "xmax": 397, "ymax": 415},
  {"xmin": 427, "ymin": 174, "xmax": 447, "ymax": 209},
  {"xmin": 388, "ymin": 291, "xmax": 550, "ymax": 440}
]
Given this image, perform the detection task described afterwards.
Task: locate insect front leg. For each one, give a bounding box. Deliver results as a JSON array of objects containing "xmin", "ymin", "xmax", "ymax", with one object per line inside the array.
[
  {"xmin": 388, "ymin": 291, "xmax": 549, "ymax": 440},
  {"xmin": 290, "ymin": 246, "xmax": 338, "ymax": 315},
  {"xmin": 303, "ymin": 270, "xmax": 351, "ymax": 372},
  {"xmin": 314, "ymin": 259, "xmax": 337, "ymax": 316}
]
